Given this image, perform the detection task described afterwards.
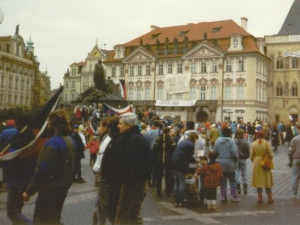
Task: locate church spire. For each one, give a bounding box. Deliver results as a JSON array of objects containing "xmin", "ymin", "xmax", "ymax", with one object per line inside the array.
[{"xmin": 278, "ymin": 0, "xmax": 300, "ymax": 35}]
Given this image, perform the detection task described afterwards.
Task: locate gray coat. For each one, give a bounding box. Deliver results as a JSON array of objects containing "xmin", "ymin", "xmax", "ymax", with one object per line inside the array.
[{"xmin": 213, "ymin": 137, "xmax": 238, "ymax": 172}]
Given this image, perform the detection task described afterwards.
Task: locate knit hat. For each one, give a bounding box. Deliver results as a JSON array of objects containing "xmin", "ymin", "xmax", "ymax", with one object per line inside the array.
[{"xmin": 6, "ymin": 119, "xmax": 16, "ymax": 126}]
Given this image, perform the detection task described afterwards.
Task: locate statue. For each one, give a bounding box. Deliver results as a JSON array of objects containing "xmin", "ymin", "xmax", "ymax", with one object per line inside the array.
[
  {"xmin": 15, "ymin": 24, "xmax": 19, "ymax": 35},
  {"xmin": 93, "ymin": 59, "xmax": 107, "ymax": 93}
]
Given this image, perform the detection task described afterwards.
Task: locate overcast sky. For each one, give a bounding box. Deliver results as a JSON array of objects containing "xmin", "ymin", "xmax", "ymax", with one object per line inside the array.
[{"xmin": 0, "ymin": 0, "xmax": 294, "ymax": 89}]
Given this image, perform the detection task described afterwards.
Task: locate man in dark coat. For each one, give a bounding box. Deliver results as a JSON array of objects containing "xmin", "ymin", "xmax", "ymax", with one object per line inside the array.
[
  {"xmin": 22, "ymin": 110, "xmax": 77, "ymax": 225},
  {"xmin": 171, "ymin": 132, "xmax": 198, "ymax": 207},
  {"xmin": 114, "ymin": 113, "xmax": 152, "ymax": 225}
]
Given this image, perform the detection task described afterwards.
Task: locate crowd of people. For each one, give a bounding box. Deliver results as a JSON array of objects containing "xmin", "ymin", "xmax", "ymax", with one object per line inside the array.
[{"xmin": 1, "ymin": 107, "xmax": 300, "ymax": 224}]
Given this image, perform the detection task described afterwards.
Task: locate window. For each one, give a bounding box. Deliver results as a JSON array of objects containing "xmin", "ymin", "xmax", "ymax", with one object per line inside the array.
[
  {"xmin": 167, "ymin": 63, "xmax": 173, "ymax": 74},
  {"xmin": 177, "ymin": 63, "xmax": 183, "ymax": 74},
  {"xmin": 146, "ymin": 65, "xmax": 150, "ymax": 76},
  {"xmin": 120, "ymin": 66, "xmax": 125, "ymax": 77},
  {"xmin": 201, "ymin": 61, "xmax": 207, "ymax": 73},
  {"xmin": 129, "ymin": 66, "xmax": 134, "ymax": 76},
  {"xmin": 9, "ymin": 77, "xmax": 12, "ymax": 89},
  {"xmin": 72, "ymin": 81, "xmax": 75, "ymax": 88},
  {"xmin": 276, "ymin": 58, "xmax": 283, "ymax": 69},
  {"xmin": 191, "ymin": 62, "xmax": 196, "ymax": 73},
  {"xmin": 225, "ymin": 60, "xmax": 232, "ymax": 72},
  {"xmin": 210, "ymin": 86, "xmax": 217, "ymax": 100},
  {"xmin": 111, "ymin": 67, "xmax": 116, "ymax": 78},
  {"xmin": 145, "ymin": 87, "xmax": 150, "ymax": 100},
  {"xmin": 200, "ymin": 86, "xmax": 206, "ymax": 100},
  {"xmin": 211, "ymin": 60, "xmax": 218, "ymax": 73},
  {"xmin": 158, "ymin": 64, "xmax": 163, "ymax": 75},
  {"xmin": 65, "ymin": 81, "xmax": 68, "ymax": 88},
  {"xmin": 225, "ymin": 85, "xmax": 231, "ymax": 100},
  {"xmin": 71, "ymin": 68, "xmax": 76, "ymax": 75},
  {"xmin": 1, "ymin": 75, "xmax": 5, "ymax": 87},
  {"xmin": 190, "ymin": 87, "xmax": 196, "ymax": 100},
  {"xmin": 136, "ymin": 88, "xmax": 142, "ymax": 100},
  {"xmin": 276, "ymin": 83, "xmax": 283, "ymax": 96},
  {"xmin": 157, "ymin": 87, "xmax": 163, "ymax": 100},
  {"xmin": 15, "ymin": 78, "xmax": 19, "ymax": 89},
  {"xmin": 291, "ymin": 82, "xmax": 298, "ymax": 96},
  {"xmin": 128, "ymin": 88, "xmax": 134, "ymax": 100},
  {"xmin": 237, "ymin": 85, "xmax": 244, "ymax": 100},
  {"xmin": 292, "ymin": 58, "xmax": 298, "ymax": 69},
  {"xmin": 175, "ymin": 93, "xmax": 182, "ymax": 100},
  {"xmin": 137, "ymin": 66, "xmax": 142, "ymax": 76},
  {"xmin": 238, "ymin": 59, "xmax": 245, "ymax": 71}
]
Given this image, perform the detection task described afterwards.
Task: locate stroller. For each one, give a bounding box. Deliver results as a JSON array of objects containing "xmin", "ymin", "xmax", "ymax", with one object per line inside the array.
[{"xmin": 184, "ymin": 173, "xmax": 199, "ymax": 206}]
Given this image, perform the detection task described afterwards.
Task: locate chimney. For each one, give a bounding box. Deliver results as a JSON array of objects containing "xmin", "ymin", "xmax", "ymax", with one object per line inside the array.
[
  {"xmin": 241, "ymin": 17, "xmax": 248, "ymax": 31},
  {"xmin": 150, "ymin": 25, "xmax": 159, "ymax": 31}
]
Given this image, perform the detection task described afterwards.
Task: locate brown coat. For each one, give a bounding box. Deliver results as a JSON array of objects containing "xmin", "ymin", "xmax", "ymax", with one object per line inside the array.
[{"xmin": 250, "ymin": 139, "xmax": 274, "ymax": 188}]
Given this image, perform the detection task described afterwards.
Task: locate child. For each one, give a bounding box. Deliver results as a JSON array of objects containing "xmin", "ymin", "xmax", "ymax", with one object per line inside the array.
[
  {"xmin": 197, "ymin": 155, "xmax": 208, "ymax": 206},
  {"xmin": 85, "ymin": 135, "xmax": 100, "ymax": 166},
  {"xmin": 197, "ymin": 151, "xmax": 223, "ymax": 210}
]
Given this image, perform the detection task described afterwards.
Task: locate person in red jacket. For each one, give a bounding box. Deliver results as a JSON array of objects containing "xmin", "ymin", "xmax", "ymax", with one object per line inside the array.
[
  {"xmin": 86, "ymin": 135, "xmax": 100, "ymax": 166},
  {"xmin": 197, "ymin": 151, "xmax": 223, "ymax": 210}
]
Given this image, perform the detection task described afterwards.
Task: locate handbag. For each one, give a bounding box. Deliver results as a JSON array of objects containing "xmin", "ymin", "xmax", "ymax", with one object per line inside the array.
[{"xmin": 260, "ymin": 142, "xmax": 274, "ymax": 170}]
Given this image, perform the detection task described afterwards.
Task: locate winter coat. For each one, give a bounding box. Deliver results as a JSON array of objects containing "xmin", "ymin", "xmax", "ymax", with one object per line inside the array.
[
  {"xmin": 116, "ymin": 126, "xmax": 152, "ymax": 185},
  {"xmin": 250, "ymin": 139, "xmax": 274, "ymax": 188},
  {"xmin": 71, "ymin": 132, "xmax": 85, "ymax": 159},
  {"xmin": 0, "ymin": 126, "xmax": 18, "ymax": 150},
  {"xmin": 26, "ymin": 136, "xmax": 77, "ymax": 195},
  {"xmin": 86, "ymin": 140, "xmax": 100, "ymax": 154},
  {"xmin": 285, "ymin": 126, "xmax": 294, "ymax": 143},
  {"xmin": 178, "ymin": 129, "xmax": 205, "ymax": 158},
  {"xmin": 171, "ymin": 139, "xmax": 196, "ymax": 173},
  {"xmin": 209, "ymin": 128, "xmax": 219, "ymax": 145},
  {"xmin": 152, "ymin": 134, "xmax": 176, "ymax": 166},
  {"xmin": 197, "ymin": 162, "xmax": 223, "ymax": 188},
  {"xmin": 234, "ymin": 138, "xmax": 250, "ymax": 160},
  {"xmin": 213, "ymin": 137, "xmax": 238, "ymax": 172},
  {"xmin": 271, "ymin": 128, "xmax": 279, "ymax": 146},
  {"xmin": 289, "ymin": 134, "xmax": 300, "ymax": 159}
]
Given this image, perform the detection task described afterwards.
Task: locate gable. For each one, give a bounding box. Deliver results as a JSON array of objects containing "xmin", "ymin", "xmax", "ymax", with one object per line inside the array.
[
  {"xmin": 182, "ymin": 43, "xmax": 224, "ymax": 59},
  {"xmin": 123, "ymin": 48, "xmax": 155, "ymax": 63}
]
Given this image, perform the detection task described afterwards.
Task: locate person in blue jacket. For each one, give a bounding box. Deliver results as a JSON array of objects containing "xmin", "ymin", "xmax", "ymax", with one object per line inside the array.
[{"xmin": 171, "ymin": 132, "xmax": 198, "ymax": 207}]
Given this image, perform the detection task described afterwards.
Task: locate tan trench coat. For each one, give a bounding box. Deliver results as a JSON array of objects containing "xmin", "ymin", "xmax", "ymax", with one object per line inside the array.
[{"xmin": 250, "ymin": 139, "xmax": 274, "ymax": 188}]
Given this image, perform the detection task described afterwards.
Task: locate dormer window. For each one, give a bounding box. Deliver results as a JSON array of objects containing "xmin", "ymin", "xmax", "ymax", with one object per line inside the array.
[
  {"xmin": 228, "ymin": 35, "xmax": 243, "ymax": 51},
  {"xmin": 114, "ymin": 45, "xmax": 125, "ymax": 59}
]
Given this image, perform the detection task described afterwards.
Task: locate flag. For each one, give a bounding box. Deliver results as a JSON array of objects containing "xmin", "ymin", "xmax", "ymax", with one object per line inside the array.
[
  {"xmin": 102, "ymin": 103, "xmax": 131, "ymax": 115},
  {"xmin": 0, "ymin": 87, "xmax": 64, "ymax": 161},
  {"xmin": 119, "ymin": 79, "xmax": 127, "ymax": 100}
]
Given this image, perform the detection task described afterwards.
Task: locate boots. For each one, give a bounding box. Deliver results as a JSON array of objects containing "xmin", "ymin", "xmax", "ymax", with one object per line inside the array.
[
  {"xmin": 221, "ymin": 188, "xmax": 227, "ymax": 202},
  {"xmin": 243, "ymin": 183, "xmax": 248, "ymax": 194},
  {"xmin": 267, "ymin": 191, "xmax": 274, "ymax": 203},
  {"xmin": 237, "ymin": 183, "xmax": 241, "ymax": 194},
  {"xmin": 231, "ymin": 188, "xmax": 241, "ymax": 202},
  {"xmin": 257, "ymin": 191, "xmax": 263, "ymax": 203}
]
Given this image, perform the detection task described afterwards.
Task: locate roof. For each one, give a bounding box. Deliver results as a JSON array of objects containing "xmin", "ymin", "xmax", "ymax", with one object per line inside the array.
[
  {"xmin": 124, "ymin": 20, "xmax": 251, "ymax": 46},
  {"xmin": 104, "ymin": 19, "xmax": 261, "ymax": 63},
  {"xmin": 70, "ymin": 61, "xmax": 86, "ymax": 67},
  {"xmin": 278, "ymin": 0, "xmax": 300, "ymax": 35}
]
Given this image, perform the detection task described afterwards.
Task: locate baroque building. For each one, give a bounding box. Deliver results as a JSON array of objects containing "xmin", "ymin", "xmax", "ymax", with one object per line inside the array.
[
  {"xmin": 104, "ymin": 19, "xmax": 270, "ymax": 122},
  {"xmin": 0, "ymin": 26, "xmax": 50, "ymax": 109},
  {"xmin": 63, "ymin": 44, "xmax": 112, "ymax": 103},
  {"xmin": 265, "ymin": 0, "xmax": 300, "ymax": 124}
]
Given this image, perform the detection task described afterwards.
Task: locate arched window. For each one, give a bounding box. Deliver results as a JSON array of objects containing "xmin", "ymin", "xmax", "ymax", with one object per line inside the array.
[
  {"xmin": 276, "ymin": 83, "xmax": 283, "ymax": 96},
  {"xmin": 291, "ymin": 82, "xmax": 298, "ymax": 96},
  {"xmin": 276, "ymin": 57, "xmax": 283, "ymax": 69}
]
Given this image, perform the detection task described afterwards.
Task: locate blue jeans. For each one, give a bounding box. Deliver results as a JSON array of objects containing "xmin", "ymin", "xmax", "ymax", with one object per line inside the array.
[
  {"xmin": 291, "ymin": 158, "xmax": 300, "ymax": 196},
  {"xmin": 173, "ymin": 170, "xmax": 185, "ymax": 204},
  {"xmin": 235, "ymin": 159, "xmax": 247, "ymax": 184},
  {"xmin": 7, "ymin": 187, "xmax": 32, "ymax": 225},
  {"xmin": 221, "ymin": 172, "xmax": 237, "ymax": 191},
  {"xmin": 248, "ymin": 134, "xmax": 253, "ymax": 146}
]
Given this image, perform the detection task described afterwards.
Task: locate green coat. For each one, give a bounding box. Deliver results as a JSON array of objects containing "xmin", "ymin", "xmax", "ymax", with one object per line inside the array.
[{"xmin": 250, "ymin": 139, "xmax": 274, "ymax": 188}]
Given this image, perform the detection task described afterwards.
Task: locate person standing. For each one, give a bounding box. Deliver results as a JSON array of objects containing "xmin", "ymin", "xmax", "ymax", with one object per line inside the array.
[
  {"xmin": 250, "ymin": 130, "xmax": 274, "ymax": 203},
  {"xmin": 288, "ymin": 124, "xmax": 300, "ymax": 199},
  {"xmin": 234, "ymin": 129, "xmax": 250, "ymax": 194},
  {"xmin": 208, "ymin": 124, "xmax": 219, "ymax": 149},
  {"xmin": 171, "ymin": 132, "xmax": 198, "ymax": 207},
  {"xmin": 22, "ymin": 110, "xmax": 77, "ymax": 225},
  {"xmin": 152, "ymin": 127, "xmax": 176, "ymax": 196},
  {"xmin": 196, "ymin": 151, "xmax": 223, "ymax": 210},
  {"xmin": 271, "ymin": 124, "xmax": 279, "ymax": 151},
  {"xmin": 114, "ymin": 113, "xmax": 152, "ymax": 225},
  {"xmin": 214, "ymin": 127, "xmax": 240, "ymax": 202},
  {"xmin": 71, "ymin": 123, "xmax": 86, "ymax": 183}
]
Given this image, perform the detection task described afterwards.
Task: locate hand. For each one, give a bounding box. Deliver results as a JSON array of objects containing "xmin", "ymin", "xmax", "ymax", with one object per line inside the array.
[{"xmin": 22, "ymin": 192, "xmax": 30, "ymax": 202}]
